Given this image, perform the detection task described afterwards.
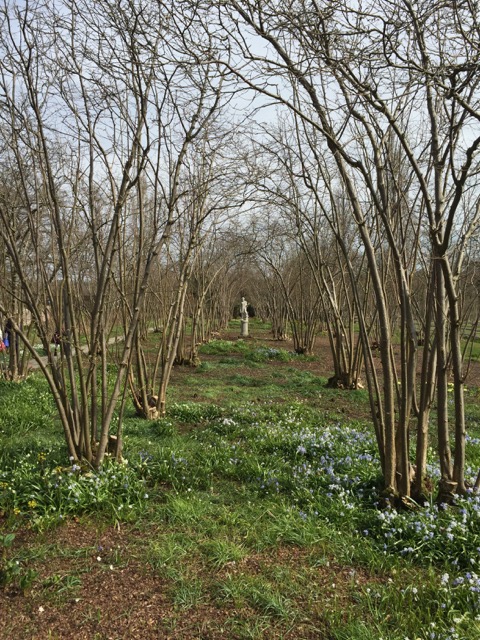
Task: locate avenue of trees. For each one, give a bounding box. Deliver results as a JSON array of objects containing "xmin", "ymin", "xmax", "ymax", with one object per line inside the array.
[{"xmin": 1, "ymin": 0, "xmax": 480, "ymax": 502}]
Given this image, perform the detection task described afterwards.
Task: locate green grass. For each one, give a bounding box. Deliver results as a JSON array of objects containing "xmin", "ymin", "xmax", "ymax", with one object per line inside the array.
[
  {"xmin": 1, "ymin": 334, "xmax": 480, "ymax": 639},
  {"xmin": 216, "ymin": 574, "xmax": 293, "ymax": 618},
  {"xmin": 168, "ymin": 355, "xmax": 335, "ymax": 408}
]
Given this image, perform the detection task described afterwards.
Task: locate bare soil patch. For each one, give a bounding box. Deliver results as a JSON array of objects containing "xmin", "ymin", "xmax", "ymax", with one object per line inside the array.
[{"xmin": 0, "ymin": 519, "xmax": 373, "ymax": 639}]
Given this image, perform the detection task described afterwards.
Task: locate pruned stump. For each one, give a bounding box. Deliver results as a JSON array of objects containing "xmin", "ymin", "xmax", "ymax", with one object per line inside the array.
[
  {"xmin": 437, "ymin": 479, "xmax": 458, "ymax": 505},
  {"xmin": 189, "ymin": 354, "xmax": 201, "ymax": 368},
  {"xmin": 134, "ymin": 393, "xmax": 159, "ymax": 420},
  {"xmin": 295, "ymin": 347, "xmax": 308, "ymax": 355},
  {"xmin": 147, "ymin": 406, "xmax": 159, "ymax": 420},
  {"xmin": 325, "ymin": 375, "xmax": 364, "ymax": 390},
  {"xmin": 107, "ymin": 435, "xmax": 118, "ymax": 455}
]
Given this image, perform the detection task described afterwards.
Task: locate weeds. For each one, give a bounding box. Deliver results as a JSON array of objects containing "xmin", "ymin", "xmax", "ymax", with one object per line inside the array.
[
  {"xmin": 0, "ymin": 533, "xmax": 37, "ymax": 594},
  {"xmin": 0, "ymin": 455, "xmax": 149, "ymax": 528}
]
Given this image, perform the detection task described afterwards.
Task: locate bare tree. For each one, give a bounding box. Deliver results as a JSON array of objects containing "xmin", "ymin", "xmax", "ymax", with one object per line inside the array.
[
  {"xmin": 0, "ymin": 0, "xmax": 231, "ymax": 463},
  {"xmin": 202, "ymin": 0, "xmax": 480, "ymax": 499},
  {"xmin": 248, "ymin": 122, "xmax": 365, "ymax": 383},
  {"xmin": 128, "ymin": 121, "xmax": 244, "ymax": 418}
]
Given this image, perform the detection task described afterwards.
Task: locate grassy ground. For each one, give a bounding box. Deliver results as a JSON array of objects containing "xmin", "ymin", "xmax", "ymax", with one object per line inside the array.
[{"xmin": 1, "ymin": 322, "xmax": 480, "ymax": 639}]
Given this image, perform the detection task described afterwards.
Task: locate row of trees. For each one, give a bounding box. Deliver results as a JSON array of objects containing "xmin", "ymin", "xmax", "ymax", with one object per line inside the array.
[
  {"xmin": 189, "ymin": 0, "xmax": 479, "ymax": 503},
  {"xmin": 0, "ymin": 0, "xmax": 249, "ymax": 465},
  {"xmin": 1, "ymin": 0, "xmax": 480, "ymax": 502}
]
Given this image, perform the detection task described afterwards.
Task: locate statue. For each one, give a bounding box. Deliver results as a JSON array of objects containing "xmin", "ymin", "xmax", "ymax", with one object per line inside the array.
[
  {"xmin": 241, "ymin": 297, "xmax": 248, "ymax": 320},
  {"xmin": 240, "ymin": 297, "xmax": 249, "ymax": 337}
]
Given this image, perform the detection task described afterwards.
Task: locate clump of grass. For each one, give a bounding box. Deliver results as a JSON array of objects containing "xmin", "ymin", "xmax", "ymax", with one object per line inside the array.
[
  {"xmin": 216, "ymin": 575, "xmax": 293, "ymax": 619},
  {"xmin": 0, "ymin": 377, "xmax": 57, "ymax": 448},
  {"xmin": 133, "ymin": 442, "xmax": 215, "ymax": 491},
  {"xmin": 148, "ymin": 535, "xmax": 195, "ymax": 580},
  {"xmin": 41, "ymin": 573, "xmax": 82, "ymax": 600},
  {"xmin": 199, "ymin": 339, "xmax": 250, "ymax": 356},
  {"xmin": 229, "ymin": 374, "xmax": 264, "ymax": 387},
  {"xmin": 201, "ymin": 538, "xmax": 246, "ymax": 569},
  {"xmin": 0, "ymin": 533, "xmax": 38, "ymax": 594},
  {"xmin": 245, "ymin": 347, "xmax": 296, "ymax": 363},
  {"xmin": 171, "ymin": 577, "xmax": 205, "ymax": 609},
  {"xmin": 162, "ymin": 495, "xmax": 200, "ymax": 524},
  {"xmin": 168, "ymin": 402, "xmax": 225, "ymax": 423},
  {"xmin": 195, "ymin": 361, "xmax": 213, "ymax": 373}
]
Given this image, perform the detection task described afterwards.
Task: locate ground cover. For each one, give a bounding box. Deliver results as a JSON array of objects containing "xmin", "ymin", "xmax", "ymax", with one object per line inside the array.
[{"xmin": 1, "ymin": 322, "xmax": 480, "ymax": 639}]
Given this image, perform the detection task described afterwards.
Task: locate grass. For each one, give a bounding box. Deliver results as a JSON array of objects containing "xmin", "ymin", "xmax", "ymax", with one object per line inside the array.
[
  {"xmin": 1, "ymin": 328, "xmax": 480, "ymax": 639},
  {"xmin": 167, "ymin": 348, "xmax": 345, "ymax": 408}
]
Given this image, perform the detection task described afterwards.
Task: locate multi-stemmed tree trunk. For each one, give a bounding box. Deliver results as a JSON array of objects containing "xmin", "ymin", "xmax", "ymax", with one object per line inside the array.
[
  {"xmin": 253, "ymin": 262, "xmax": 289, "ymax": 341},
  {"xmin": 0, "ymin": 0, "xmax": 163, "ymax": 464},
  {"xmin": 128, "ymin": 126, "xmax": 241, "ymax": 418},
  {"xmin": 187, "ymin": 239, "xmax": 235, "ymax": 366},
  {"xmin": 250, "ymin": 129, "xmax": 364, "ymax": 386}
]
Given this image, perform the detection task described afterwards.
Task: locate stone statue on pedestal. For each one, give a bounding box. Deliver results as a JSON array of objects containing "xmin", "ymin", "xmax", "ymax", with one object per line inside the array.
[
  {"xmin": 240, "ymin": 297, "xmax": 249, "ymax": 337},
  {"xmin": 241, "ymin": 297, "xmax": 248, "ymax": 320}
]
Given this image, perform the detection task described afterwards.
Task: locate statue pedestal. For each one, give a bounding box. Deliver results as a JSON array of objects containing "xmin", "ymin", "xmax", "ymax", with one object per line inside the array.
[{"xmin": 241, "ymin": 319, "xmax": 249, "ymax": 337}]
